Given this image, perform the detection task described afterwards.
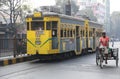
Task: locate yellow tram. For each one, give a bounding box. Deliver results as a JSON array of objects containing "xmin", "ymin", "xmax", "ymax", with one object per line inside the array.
[{"xmin": 26, "ymin": 12, "xmax": 103, "ymax": 59}]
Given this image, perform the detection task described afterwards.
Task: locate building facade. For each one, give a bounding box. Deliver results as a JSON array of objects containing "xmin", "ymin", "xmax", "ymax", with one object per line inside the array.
[
  {"xmin": 76, "ymin": 0, "xmax": 106, "ymax": 24},
  {"xmin": 76, "ymin": 0, "xmax": 110, "ymax": 34},
  {"xmin": 105, "ymin": 0, "xmax": 110, "ymax": 34}
]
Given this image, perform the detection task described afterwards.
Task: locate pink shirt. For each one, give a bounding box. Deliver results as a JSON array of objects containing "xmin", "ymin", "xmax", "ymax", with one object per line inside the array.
[{"xmin": 99, "ymin": 36, "xmax": 109, "ymax": 46}]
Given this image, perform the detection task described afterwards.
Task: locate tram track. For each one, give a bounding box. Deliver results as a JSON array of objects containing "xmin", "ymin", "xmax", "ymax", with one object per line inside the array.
[
  {"xmin": 0, "ymin": 59, "xmax": 46, "ymax": 78},
  {"xmin": 0, "ymin": 48, "xmax": 119, "ymax": 79},
  {"xmin": 0, "ymin": 59, "xmax": 69, "ymax": 78}
]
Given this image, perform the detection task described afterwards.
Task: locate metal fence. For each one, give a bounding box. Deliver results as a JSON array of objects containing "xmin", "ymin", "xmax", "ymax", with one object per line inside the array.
[{"xmin": 0, "ymin": 37, "xmax": 26, "ymax": 57}]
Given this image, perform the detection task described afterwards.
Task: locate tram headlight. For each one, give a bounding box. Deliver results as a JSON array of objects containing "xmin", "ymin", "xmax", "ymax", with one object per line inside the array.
[{"xmin": 35, "ymin": 41, "xmax": 41, "ymax": 45}]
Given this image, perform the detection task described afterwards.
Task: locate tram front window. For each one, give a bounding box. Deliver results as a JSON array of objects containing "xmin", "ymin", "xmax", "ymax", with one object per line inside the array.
[{"xmin": 31, "ymin": 21, "xmax": 44, "ymax": 30}]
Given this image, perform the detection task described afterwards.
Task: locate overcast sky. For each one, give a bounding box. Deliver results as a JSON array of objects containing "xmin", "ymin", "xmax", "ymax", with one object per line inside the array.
[
  {"xmin": 110, "ymin": 0, "xmax": 120, "ymax": 14},
  {"xmin": 30, "ymin": 0, "xmax": 120, "ymax": 14},
  {"xmin": 30, "ymin": 0, "xmax": 55, "ymax": 8}
]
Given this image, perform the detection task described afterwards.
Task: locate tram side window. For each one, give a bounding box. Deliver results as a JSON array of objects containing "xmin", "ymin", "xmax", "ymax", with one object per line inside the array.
[
  {"xmin": 46, "ymin": 22, "xmax": 51, "ymax": 30},
  {"xmin": 52, "ymin": 21, "xmax": 57, "ymax": 29},
  {"xmin": 70, "ymin": 30, "xmax": 72, "ymax": 37},
  {"xmin": 98, "ymin": 32, "xmax": 100, "ymax": 37},
  {"xmin": 91, "ymin": 32, "xmax": 93, "ymax": 37},
  {"xmin": 68, "ymin": 30, "xmax": 70, "ymax": 37},
  {"xmin": 80, "ymin": 30, "xmax": 82, "ymax": 37},
  {"xmin": 52, "ymin": 30, "xmax": 57, "ymax": 37},
  {"xmin": 67, "ymin": 30, "xmax": 69, "ymax": 37},
  {"xmin": 89, "ymin": 31, "xmax": 90, "ymax": 37},
  {"xmin": 31, "ymin": 21, "xmax": 44, "ymax": 30},
  {"xmin": 98, "ymin": 32, "xmax": 99, "ymax": 37},
  {"xmin": 52, "ymin": 21, "xmax": 58, "ymax": 37},
  {"xmin": 64, "ymin": 30, "xmax": 67, "ymax": 37},
  {"xmin": 96, "ymin": 32, "xmax": 98, "ymax": 37},
  {"xmin": 61, "ymin": 30, "xmax": 63, "ymax": 37},
  {"xmin": 76, "ymin": 26, "xmax": 79, "ymax": 36},
  {"xmin": 83, "ymin": 30, "xmax": 84, "ymax": 37},
  {"xmin": 89, "ymin": 31, "xmax": 92, "ymax": 37},
  {"xmin": 27, "ymin": 22, "xmax": 29, "ymax": 30},
  {"xmin": 73, "ymin": 30, "xmax": 75, "ymax": 37},
  {"xmin": 96, "ymin": 32, "xmax": 97, "ymax": 37}
]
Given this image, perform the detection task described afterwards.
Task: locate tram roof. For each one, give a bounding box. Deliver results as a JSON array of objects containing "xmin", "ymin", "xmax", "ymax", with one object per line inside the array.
[
  {"xmin": 43, "ymin": 12, "xmax": 103, "ymax": 28},
  {"xmin": 26, "ymin": 12, "xmax": 103, "ymax": 28},
  {"xmin": 43, "ymin": 12, "xmax": 85, "ymax": 21}
]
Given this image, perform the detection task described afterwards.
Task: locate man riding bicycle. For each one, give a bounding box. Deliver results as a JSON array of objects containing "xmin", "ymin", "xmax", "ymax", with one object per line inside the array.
[{"xmin": 98, "ymin": 31, "xmax": 109, "ymax": 64}]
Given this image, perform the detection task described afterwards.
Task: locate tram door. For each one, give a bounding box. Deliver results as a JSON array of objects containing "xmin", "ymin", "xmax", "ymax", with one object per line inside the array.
[
  {"xmin": 85, "ymin": 24, "xmax": 89, "ymax": 51},
  {"xmin": 93, "ymin": 28, "xmax": 96, "ymax": 50},
  {"xmin": 51, "ymin": 21, "xmax": 58, "ymax": 49},
  {"xmin": 76, "ymin": 26, "xmax": 80, "ymax": 52}
]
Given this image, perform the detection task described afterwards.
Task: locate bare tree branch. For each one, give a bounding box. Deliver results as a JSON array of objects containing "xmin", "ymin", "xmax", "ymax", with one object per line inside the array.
[
  {"xmin": 0, "ymin": 12, "xmax": 8, "ymax": 24},
  {"xmin": 0, "ymin": 0, "xmax": 10, "ymax": 7},
  {"xmin": 14, "ymin": 13, "xmax": 19, "ymax": 23},
  {"xmin": 0, "ymin": 10, "xmax": 10, "ymax": 15},
  {"xmin": 14, "ymin": 0, "xmax": 21, "ymax": 8},
  {"xmin": 0, "ymin": 0, "xmax": 31, "ymax": 35},
  {"xmin": 15, "ymin": 5, "xmax": 21, "ymax": 11}
]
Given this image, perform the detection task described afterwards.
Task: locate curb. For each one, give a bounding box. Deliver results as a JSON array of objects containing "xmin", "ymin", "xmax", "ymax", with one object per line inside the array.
[{"xmin": 0, "ymin": 56, "xmax": 34, "ymax": 66}]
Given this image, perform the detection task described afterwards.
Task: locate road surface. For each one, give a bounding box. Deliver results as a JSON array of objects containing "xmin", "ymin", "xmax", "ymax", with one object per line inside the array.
[{"xmin": 0, "ymin": 42, "xmax": 119, "ymax": 79}]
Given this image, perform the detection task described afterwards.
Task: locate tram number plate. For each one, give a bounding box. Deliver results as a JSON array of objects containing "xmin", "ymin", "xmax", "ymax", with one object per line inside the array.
[
  {"xmin": 36, "ymin": 31, "xmax": 44, "ymax": 37},
  {"xmin": 38, "ymin": 31, "xmax": 44, "ymax": 34},
  {"xmin": 36, "ymin": 31, "xmax": 44, "ymax": 35}
]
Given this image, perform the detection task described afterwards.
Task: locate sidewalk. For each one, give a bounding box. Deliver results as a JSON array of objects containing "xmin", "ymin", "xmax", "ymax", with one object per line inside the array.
[
  {"xmin": 0, "ymin": 56, "xmax": 14, "ymax": 60},
  {"xmin": 0, "ymin": 54, "xmax": 28, "ymax": 60},
  {"xmin": 0, "ymin": 54, "xmax": 32, "ymax": 66}
]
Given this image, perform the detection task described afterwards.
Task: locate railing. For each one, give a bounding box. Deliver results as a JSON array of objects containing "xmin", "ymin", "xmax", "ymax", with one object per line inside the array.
[{"xmin": 0, "ymin": 38, "xmax": 26, "ymax": 58}]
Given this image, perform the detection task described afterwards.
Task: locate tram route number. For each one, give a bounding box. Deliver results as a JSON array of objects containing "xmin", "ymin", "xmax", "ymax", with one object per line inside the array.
[{"xmin": 36, "ymin": 31, "xmax": 44, "ymax": 37}]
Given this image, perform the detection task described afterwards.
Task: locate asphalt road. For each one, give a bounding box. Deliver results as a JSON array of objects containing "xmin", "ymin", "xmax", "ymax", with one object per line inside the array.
[{"xmin": 0, "ymin": 42, "xmax": 120, "ymax": 79}]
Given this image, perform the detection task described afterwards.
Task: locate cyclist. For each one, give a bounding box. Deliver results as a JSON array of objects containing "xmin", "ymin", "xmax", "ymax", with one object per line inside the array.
[{"xmin": 98, "ymin": 31, "xmax": 109, "ymax": 64}]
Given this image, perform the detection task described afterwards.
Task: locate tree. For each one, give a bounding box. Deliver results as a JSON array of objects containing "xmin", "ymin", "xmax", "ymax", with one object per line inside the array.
[
  {"xmin": 76, "ymin": 8, "xmax": 97, "ymax": 22},
  {"xmin": 19, "ymin": 4, "xmax": 31, "ymax": 23},
  {"xmin": 0, "ymin": 0, "xmax": 27, "ymax": 35},
  {"xmin": 18, "ymin": 4, "xmax": 31, "ymax": 32},
  {"xmin": 0, "ymin": 0, "xmax": 32, "ymax": 36},
  {"xmin": 55, "ymin": 0, "xmax": 79, "ymax": 15},
  {"xmin": 0, "ymin": 0, "xmax": 9, "ymax": 24}
]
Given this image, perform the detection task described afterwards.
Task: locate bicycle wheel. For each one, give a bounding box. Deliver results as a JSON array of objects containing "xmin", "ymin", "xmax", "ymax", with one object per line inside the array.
[
  {"xmin": 96, "ymin": 54, "xmax": 99, "ymax": 65},
  {"xmin": 116, "ymin": 48, "xmax": 119, "ymax": 67},
  {"xmin": 100, "ymin": 54, "xmax": 103, "ymax": 69},
  {"xmin": 96, "ymin": 47, "xmax": 99, "ymax": 66}
]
